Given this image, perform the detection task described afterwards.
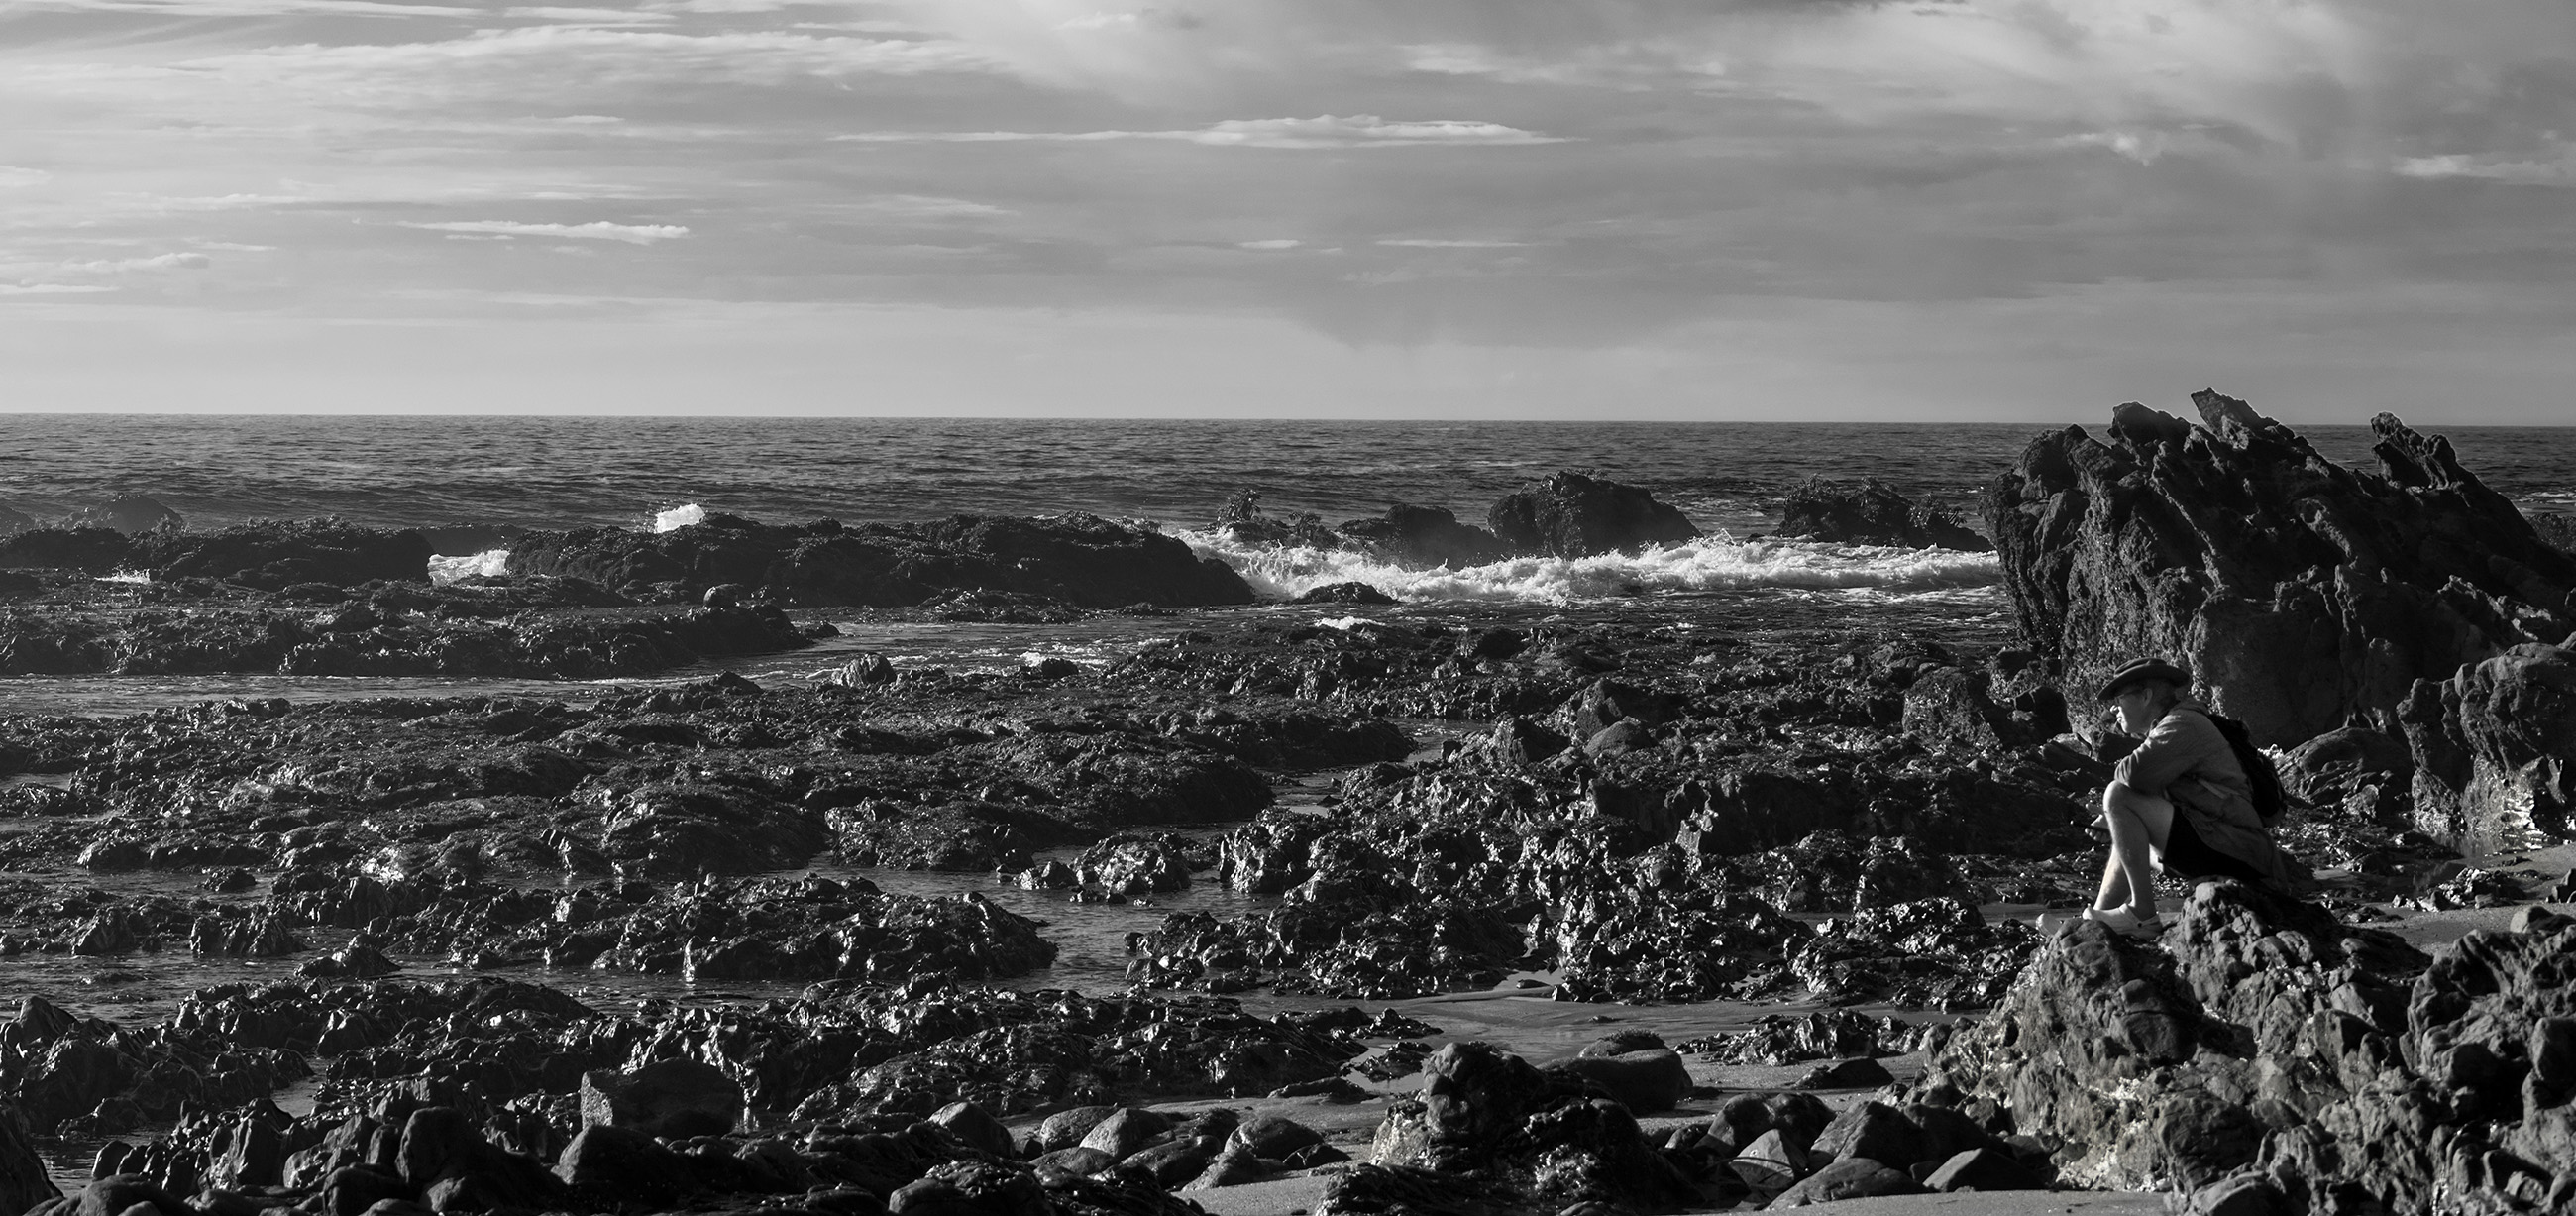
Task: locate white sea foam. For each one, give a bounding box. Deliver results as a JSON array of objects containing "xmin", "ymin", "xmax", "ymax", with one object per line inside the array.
[
  {"xmin": 428, "ymin": 548, "xmax": 513, "ymax": 586},
  {"xmin": 96, "ymin": 570, "xmax": 152, "ymax": 585},
  {"xmin": 1181, "ymin": 530, "xmax": 2001, "ymax": 604},
  {"xmin": 654, "ymin": 502, "xmax": 707, "ymax": 533}
]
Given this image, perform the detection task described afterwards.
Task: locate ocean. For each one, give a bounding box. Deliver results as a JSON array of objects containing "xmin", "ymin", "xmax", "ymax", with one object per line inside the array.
[{"xmin": 2, "ymin": 414, "xmax": 2571, "ymax": 716}]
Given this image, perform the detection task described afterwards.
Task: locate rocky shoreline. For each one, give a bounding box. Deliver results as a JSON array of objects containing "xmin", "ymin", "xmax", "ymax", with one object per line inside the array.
[{"xmin": 0, "ymin": 409, "xmax": 2571, "ymax": 1216}]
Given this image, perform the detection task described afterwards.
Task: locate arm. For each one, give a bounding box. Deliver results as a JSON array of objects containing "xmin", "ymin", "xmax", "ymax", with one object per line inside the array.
[{"xmin": 2112, "ymin": 710, "xmax": 2228, "ymax": 796}]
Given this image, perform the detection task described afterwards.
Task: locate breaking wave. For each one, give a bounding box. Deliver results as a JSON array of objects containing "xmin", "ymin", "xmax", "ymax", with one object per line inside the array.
[
  {"xmin": 654, "ymin": 503, "xmax": 707, "ymax": 533},
  {"xmin": 427, "ymin": 549, "xmax": 512, "ymax": 586},
  {"xmin": 1182, "ymin": 530, "xmax": 2002, "ymax": 604}
]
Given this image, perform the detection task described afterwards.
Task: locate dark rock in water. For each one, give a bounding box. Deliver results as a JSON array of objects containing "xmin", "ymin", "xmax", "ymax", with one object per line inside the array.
[
  {"xmin": 1988, "ymin": 392, "xmax": 2576, "ymax": 745},
  {"xmin": 1291, "ymin": 582, "xmax": 1397, "ymax": 606},
  {"xmin": 1362, "ymin": 1041, "xmax": 1695, "ymax": 1213},
  {"xmin": 69, "ymin": 495, "xmax": 185, "ymax": 534},
  {"xmin": 0, "ymin": 526, "xmax": 136, "ymax": 573},
  {"xmin": 1071, "ymin": 833, "xmax": 1191, "ymax": 896},
  {"xmin": 142, "ymin": 521, "xmax": 434, "ymax": 589},
  {"xmin": 1336, "ymin": 504, "xmax": 1509, "ymax": 567},
  {"xmin": 0, "ymin": 1103, "xmax": 58, "ymax": 1216},
  {"xmin": 2399, "ymin": 643, "xmax": 2576, "ymax": 851},
  {"xmin": 1776, "ymin": 478, "xmax": 1990, "ymax": 552},
  {"xmin": 1487, "ymin": 472, "xmax": 1698, "ymax": 558},
  {"xmin": 581, "ymin": 1059, "xmax": 742, "ymax": 1139},
  {"xmin": 508, "ymin": 512, "xmax": 1253, "ymax": 608}
]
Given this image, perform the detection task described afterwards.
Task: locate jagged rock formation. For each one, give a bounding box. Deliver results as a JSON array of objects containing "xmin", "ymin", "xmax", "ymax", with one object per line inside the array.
[
  {"xmin": 509, "ymin": 511, "xmax": 1253, "ymax": 608},
  {"xmin": 2399, "ymin": 643, "xmax": 2576, "ymax": 852},
  {"xmin": 1488, "ymin": 472, "xmax": 1699, "ymax": 558},
  {"xmin": 1986, "ymin": 390, "xmax": 2576, "ymax": 745},
  {"xmin": 1907, "ymin": 880, "xmax": 2576, "ymax": 1214},
  {"xmin": 1776, "ymin": 478, "xmax": 1991, "ymax": 552},
  {"xmin": 1345, "ymin": 1041, "xmax": 1696, "ymax": 1213}
]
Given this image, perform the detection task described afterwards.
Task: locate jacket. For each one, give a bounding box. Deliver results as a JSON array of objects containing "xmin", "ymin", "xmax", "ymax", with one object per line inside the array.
[{"xmin": 2113, "ymin": 698, "xmax": 2306, "ymax": 892}]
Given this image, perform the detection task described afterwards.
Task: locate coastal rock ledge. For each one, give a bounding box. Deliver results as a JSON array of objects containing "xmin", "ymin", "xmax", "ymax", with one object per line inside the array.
[
  {"xmin": 1907, "ymin": 882, "xmax": 2576, "ymax": 1216},
  {"xmin": 1987, "ymin": 389, "xmax": 2576, "ymax": 746}
]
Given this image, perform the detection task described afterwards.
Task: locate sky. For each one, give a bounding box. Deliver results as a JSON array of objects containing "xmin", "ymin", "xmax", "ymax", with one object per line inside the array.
[{"xmin": 1, "ymin": 0, "xmax": 2572, "ymax": 420}]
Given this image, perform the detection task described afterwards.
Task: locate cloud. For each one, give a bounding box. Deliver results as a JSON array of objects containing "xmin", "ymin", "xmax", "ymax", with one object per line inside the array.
[
  {"xmin": 829, "ymin": 194, "xmax": 1013, "ymax": 219},
  {"xmin": 0, "ymin": 283, "xmax": 117, "ymax": 294},
  {"xmin": 0, "ymin": 166, "xmax": 53, "ymax": 188},
  {"xmin": 62, "ymin": 252, "xmax": 212, "ymax": 272},
  {"xmin": 6, "ymin": 0, "xmax": 474, "ymax": 16},
  {"xmin": 504, "ymin": 6, "xmax": 677, "ymax": 24},
  {"xmin": 2394, "ymin": 152, "xmax": 2576, "ymax": 185},
  {"xmin": 1378, "ymin": 238, "xmax": 1532, "ymax": 248},
  {"xmin": 399, "ymin": 220, "xmax": 691, "ymax": 243},
  {"xmin": 167, "ymin": 28, "xmax": 1002, "ymax": 99},
  {"xmin": 1238, "ymin": 239, "xmax": 1301, "ymax": 250},
  {"xmin": 836, "ymin": 115, "xmax": 1567, "ymax": 149}
]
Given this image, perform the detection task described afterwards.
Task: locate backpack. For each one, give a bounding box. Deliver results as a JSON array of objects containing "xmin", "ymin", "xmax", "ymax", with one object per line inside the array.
[{"xmin": 2200, "ymin": 712, "xmax": 2290, "ymax": 828}]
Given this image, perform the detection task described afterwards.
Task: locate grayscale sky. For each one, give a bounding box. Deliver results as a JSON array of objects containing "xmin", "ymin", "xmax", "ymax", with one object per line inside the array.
[{"xmin": 3, "ymin": 0, "xmax": 2572, "ymax": 419}]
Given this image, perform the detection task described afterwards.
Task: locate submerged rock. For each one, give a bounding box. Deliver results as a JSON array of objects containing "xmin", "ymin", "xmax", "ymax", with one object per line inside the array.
[
  {"xmin": 1987, "ymin": 392, "xmax": 2576, "ymax": 744},
  {"xmin": 1336, "ymin": 504, "xmax": 1509, "ymax": 568}
]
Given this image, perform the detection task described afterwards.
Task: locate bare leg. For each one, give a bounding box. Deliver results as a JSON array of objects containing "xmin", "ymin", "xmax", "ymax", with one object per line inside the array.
[{"xmin": 2093, "ymin": 783, "xmax": 2175, "ymax": 918}]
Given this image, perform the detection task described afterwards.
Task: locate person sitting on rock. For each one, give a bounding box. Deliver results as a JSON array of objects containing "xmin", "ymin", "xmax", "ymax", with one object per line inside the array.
[{"xmin": 2086, "ymin": 657, "xmax": 2305, "ymax": 937}]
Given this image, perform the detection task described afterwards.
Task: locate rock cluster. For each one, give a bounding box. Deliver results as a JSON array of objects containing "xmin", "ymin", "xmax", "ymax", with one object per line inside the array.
[
  {"xmin": 1775, "ymin": 478, "xmax": 1990, "ymax": 552},
  {"xmin": 1987, "ymin": 391, "xmax": 2576, "ymax": 745},
  {"xmin": 1211, "ymin": 469, "xmax": 1701, "ymax": 574},
  {"xmin": 508, "ymin": 512, "xmax": 1252, "ymax": 608},
  {"xmin": 1906, "ymin": 880, "xmax": 2576, "ymax": 1214}
]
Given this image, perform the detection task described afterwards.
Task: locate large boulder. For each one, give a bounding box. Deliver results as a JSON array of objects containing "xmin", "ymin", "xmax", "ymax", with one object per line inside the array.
[
  {"xmin": 1775, "ymin": 478, "xmax": 1990, "ymax": 551},
  {"xmin": 508, "ymin": 512, "xmax": 1253, "ymax": 608},
  {"xmin": 2398, "ymin": 644, "xmax": 2576, "ymax": 851},
  {"xmin": 1986, "ymin": 391, "xmax": 2576, "ymax": 745},
  {"xmin": 1360, "ymin": 1041, "xmax": 1695, "ymax": 1212},
  {"xmin": 1486, "ymin": 472, "xmax": 1698, "ymax": 558},
  {"xmin": 578, "ymin": 1059, "xmax": 744, "ymax": 1139},
  {"xmin": 1336, "ymin": 505, "xmax": 1509, "ymax": 567}
]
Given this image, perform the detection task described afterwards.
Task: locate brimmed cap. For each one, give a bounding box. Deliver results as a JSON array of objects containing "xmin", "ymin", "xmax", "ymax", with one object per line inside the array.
[{"xmin": 2096, "ymin": 658, "xmax": 2191, "ymax": 701}]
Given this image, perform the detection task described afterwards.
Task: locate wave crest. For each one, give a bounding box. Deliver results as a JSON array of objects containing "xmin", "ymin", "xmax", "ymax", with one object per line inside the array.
[
  {"xmin": 428, "ymin": 548, "xmax": 512, "ymax": 586},
  {"xmin": 1181, "ymin": 530, "xmax": 2000, "ymax": 604},
  {"xmin": 654, "ymin": 503, "xmax": 707, "ymax": 533}
]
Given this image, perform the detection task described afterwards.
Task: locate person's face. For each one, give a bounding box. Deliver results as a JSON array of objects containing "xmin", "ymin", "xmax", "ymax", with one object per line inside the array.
[{"xmin": 2110, "ymin": 684, "xmax": 2165, "ymax": 734}]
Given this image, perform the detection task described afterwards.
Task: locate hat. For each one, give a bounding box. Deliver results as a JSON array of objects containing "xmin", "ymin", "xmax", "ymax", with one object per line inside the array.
[{"xmin": 2096, "ymin": 657, "xmax": 2191, "ymax": 701}]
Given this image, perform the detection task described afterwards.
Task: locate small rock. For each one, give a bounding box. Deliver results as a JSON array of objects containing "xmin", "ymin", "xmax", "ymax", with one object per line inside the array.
[{"xmin": 1794, "ymin": 1056, "xmax": 1894, "ymax": 1089}]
